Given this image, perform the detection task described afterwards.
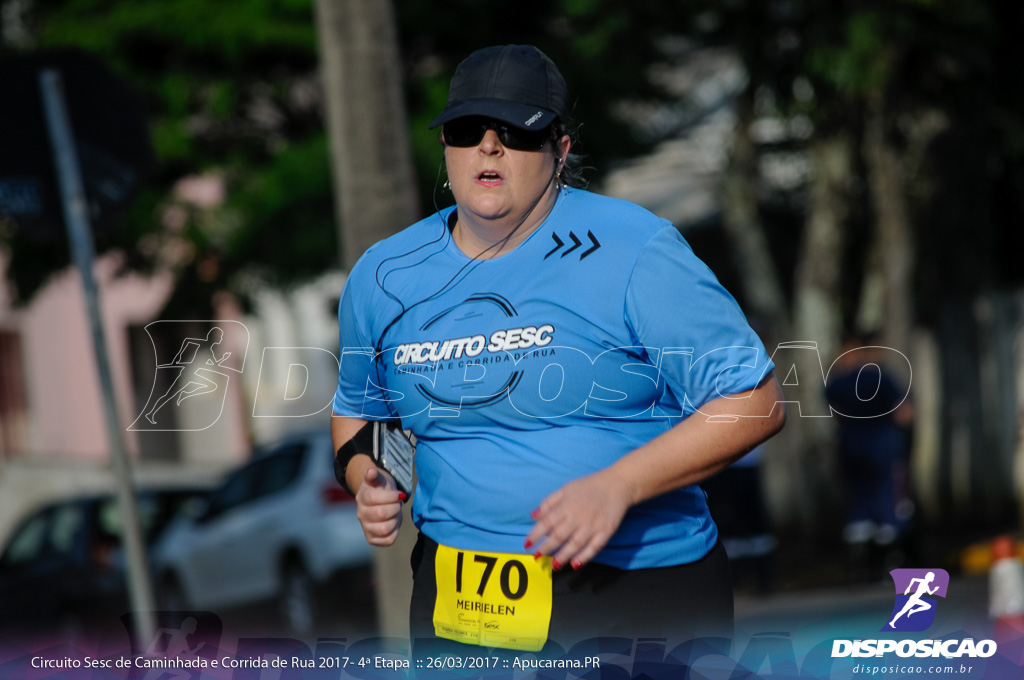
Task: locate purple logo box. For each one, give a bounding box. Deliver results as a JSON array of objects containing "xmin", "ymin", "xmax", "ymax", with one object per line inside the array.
[{"xmin": 882, "ymin": 568, "xmax": 950, "ymax": 632}]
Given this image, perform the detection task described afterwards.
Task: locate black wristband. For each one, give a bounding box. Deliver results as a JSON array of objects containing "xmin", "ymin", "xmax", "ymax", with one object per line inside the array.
[{"xmin": 334, "ymin": 421, "xmax": 375, "ymax": 495}]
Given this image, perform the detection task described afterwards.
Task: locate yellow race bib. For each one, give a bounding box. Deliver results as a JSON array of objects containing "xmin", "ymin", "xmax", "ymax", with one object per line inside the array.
[{"xmin": 433, "ymin": 544, "xmax": 553, "ymax": 652}]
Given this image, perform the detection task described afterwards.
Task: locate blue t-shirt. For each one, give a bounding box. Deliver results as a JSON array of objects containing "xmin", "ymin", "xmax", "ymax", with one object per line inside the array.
[{"xmin": 333, "ymin": 188, "xmax": 773, "ymax": 568}]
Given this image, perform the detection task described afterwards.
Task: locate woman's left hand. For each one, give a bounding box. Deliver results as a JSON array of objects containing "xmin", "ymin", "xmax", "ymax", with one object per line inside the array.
[{"xmin": 524, "ymin": 468, "xmax": 633, "ymax": 571}]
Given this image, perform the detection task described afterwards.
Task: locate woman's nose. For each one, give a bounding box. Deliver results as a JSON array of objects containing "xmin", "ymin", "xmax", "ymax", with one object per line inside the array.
[{"xmin": 478, "ymin": 128, "xmax": 504, "ymax": 153}]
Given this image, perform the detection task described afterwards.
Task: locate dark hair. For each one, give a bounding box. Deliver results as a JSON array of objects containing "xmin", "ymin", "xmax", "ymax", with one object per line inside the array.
[{"xmin": 550, "ymin": 118, "xmax": 588, "ymax": 189}]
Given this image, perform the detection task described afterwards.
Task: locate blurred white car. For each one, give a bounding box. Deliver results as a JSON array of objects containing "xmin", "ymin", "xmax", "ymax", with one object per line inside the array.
[{"xmin": 153, "ymin": 429, "xmax": 373, "ymax": 635}]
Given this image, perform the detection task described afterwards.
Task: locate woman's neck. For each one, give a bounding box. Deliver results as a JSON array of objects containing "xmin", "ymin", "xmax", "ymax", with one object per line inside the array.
[{"xmin": 452, "ymin": 183, "xmax": 560, "ymax": 259}]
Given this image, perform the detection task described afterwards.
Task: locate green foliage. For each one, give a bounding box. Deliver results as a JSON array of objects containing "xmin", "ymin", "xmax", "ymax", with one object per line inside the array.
[
  {"xmin": 9, "ymin": 0, "xmax": 1019, "ymax": 311},
  {"xmin": 710, "ymin": 0, "xmax": 1024, "ymax": 298},
  {"xmin": 809, "ymin": 11, "xmax": 890, "ymax": 96},
  {"xmin": 5, "ymin": 0, "xmax": 699, "ymax": 309},
  {"xmin": 223, "ymin": 135, "xmax": 335, "ymax": 277},
  {"xmin": 4, "ymin": 0, "xmax": 326, "ymax": 308},
  {"xmin": 35, "ymin": 0, "xmax": 317, "ymax": 69}
]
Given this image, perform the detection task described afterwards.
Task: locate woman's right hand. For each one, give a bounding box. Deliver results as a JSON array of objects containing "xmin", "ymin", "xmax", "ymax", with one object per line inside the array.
[{"xmin": 355, "ymin": 466, "xmax": 406, "ymax": 546}]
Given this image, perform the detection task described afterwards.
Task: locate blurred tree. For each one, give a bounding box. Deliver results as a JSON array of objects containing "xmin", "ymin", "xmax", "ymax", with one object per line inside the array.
[
  {"xmin": 693, "ymin": 0, "xmax": 1022, "ymax": 530},
  {"xmin": 1, "ymin": 0, "xmax": 331, "ymax": 314},
  {"xmin": 315, "ymin": 0, "xmax": 417, "ymax": 270},
  {"xmin": 4, "ymin": 0, "xmax": 1020, "ymax": 313},
  {"xmin": 313, "ymin": 0, "xmax": 419, "ymax": 640},
  {"xmin": 0, "ymin": 0, "xmax": 701, "ymax": 312},
  {"xmin": 795, "ymin": 0, "xmax": 1016, "ymax": 529}
]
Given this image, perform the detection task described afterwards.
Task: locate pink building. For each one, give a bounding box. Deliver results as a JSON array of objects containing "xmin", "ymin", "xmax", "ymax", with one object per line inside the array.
[{"xmin": 0, "ymin": 251, "xmax": 251, "ymax": 543}]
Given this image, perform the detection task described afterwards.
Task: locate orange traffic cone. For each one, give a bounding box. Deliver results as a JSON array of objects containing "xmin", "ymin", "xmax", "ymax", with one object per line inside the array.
[{"xmin": 991, "ymin": 535, "xmax": 1024, "ymax": 663}]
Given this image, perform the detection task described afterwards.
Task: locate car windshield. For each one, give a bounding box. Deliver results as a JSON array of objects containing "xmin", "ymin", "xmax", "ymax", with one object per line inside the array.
[
  {"xmin": 1, "ymin": 512, "xmax": 49, "ymax": 565},
  {"xmin": 97, "ymin": 490, "xmax": 209, "ymax": 543}
]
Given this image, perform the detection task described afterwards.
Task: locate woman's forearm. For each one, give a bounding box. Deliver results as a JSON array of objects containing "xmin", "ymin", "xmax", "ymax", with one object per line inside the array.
[{"xmin": 608, "ymin": 374, "xmax": 786, "ymax": 507}]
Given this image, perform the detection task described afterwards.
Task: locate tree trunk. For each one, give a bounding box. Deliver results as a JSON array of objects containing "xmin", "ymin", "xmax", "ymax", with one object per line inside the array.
[
  {"xmin": 720, "ymin": 94, "xmax": 803, "ymax": 530},
  {"xmin": 790, "ymin": 133, "xmax": 852, "ymax": 532},
  {"xmin": 315, "ymin": 0, "xmax": 419, "ymax": 270},
  {"xmin": 314, "ymin": 0, "xmax": 420, "ymax": 639},
  {"xmin": 795, "ymin": 135, "xmax": 849, "ymax": 371},
  {"xmin": 721, "ymin": 93, "xmax": 790, "ymax": 339},
  {"xmin": 862, "ymin": 94, "xmax": 913, "ymax": 369}
]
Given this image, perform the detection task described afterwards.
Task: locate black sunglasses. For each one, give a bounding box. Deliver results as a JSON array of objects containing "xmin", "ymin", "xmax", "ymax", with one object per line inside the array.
[{"xmin": 442, "ymin": 116, "xmax": 551, "ymax": 151}]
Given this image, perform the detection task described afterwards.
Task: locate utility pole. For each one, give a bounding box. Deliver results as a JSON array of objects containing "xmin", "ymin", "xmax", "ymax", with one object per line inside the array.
[
  {"xmin": 314, "ymin": 0, "xmax": 420, "ymax": 639},
  {"xmin": 40, "ymin": 69, "xmax": 156, "ymax": 644}
]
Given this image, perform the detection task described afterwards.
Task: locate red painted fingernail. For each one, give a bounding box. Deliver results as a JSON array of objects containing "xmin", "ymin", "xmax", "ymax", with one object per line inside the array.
[
  {"xmin": 530, "ymin": 509, "xmax": 540, "ymax": 519},
  {"xmin": 571, "ymin": 559, "xmax": 583, "ymax": 571},
  {"xmin": 552, "ymin": 560, "xmax": 562, "ymax": 571},
  {"xmin": 398, "ymin": 493, "xmax": 408, "ymax": 501},
  {"xmin": 534, "ymin": 551, "xmax": 542, "ymax": 560},
  {"xmin": 524, "ymin": 539, "xmax": 533, "ymax": 550}
]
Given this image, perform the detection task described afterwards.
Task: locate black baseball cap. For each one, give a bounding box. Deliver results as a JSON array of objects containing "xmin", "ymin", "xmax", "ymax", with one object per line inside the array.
[{"xmin": 429, "ymin": 45, "xmax": 569, "ymax": 131}]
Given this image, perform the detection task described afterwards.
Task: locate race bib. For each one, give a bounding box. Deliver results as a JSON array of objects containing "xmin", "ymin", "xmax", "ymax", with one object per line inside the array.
[{"xmin": 433, "ymin": 544, "xmax": 553, "ymax": 652}]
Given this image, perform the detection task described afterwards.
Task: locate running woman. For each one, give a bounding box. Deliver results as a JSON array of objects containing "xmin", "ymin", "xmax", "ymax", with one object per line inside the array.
[{"xmin": 331, "ymin": 45, "xmax": 786, "ymax": 653}]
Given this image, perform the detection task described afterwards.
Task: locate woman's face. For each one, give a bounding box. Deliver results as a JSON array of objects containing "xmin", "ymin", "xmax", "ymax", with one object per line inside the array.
[{"xmin": 445, "ymin": 122, "xmax": 570, "ymax": 233}]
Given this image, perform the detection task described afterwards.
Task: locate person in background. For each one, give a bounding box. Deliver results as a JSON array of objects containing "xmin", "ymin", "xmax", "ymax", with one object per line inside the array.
[{"xmin": 826, "ymin": 331, "xmax": 915, "ymax": 580}]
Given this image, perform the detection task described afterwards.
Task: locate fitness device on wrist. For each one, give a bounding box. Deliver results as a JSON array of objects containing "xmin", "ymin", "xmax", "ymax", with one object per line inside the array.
[{"xmin": 335, "ymin": 421, "xmax": 414, "ymax": 497}]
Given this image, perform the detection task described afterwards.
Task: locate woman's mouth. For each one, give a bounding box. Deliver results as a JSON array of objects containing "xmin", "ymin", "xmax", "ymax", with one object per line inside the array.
[{"xmin": 476, "ymin": 170, "xmax": 504, "ymax": 186}]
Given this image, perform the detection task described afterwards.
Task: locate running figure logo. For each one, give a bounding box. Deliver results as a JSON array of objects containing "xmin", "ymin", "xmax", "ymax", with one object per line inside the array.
[
  {"xmin": 121, "ymin": 611, "xmax": 222, "ymax": 680},
  {"xmin": 882, "ymin": 568, "xmax": 950, "ymax": 632},
  {"xmin": 130, "ymin": 321, "xmax": 249, "ymax": 431},
  {"xmin": 139, "ymin": 616, "xmax": 205, "ymax": 680}
]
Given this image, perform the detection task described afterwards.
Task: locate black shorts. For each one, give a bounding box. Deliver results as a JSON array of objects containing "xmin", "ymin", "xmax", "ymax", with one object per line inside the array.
[{"xmin": 408, "ymin": 532, "xmax": 733, "ymax": 653}]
